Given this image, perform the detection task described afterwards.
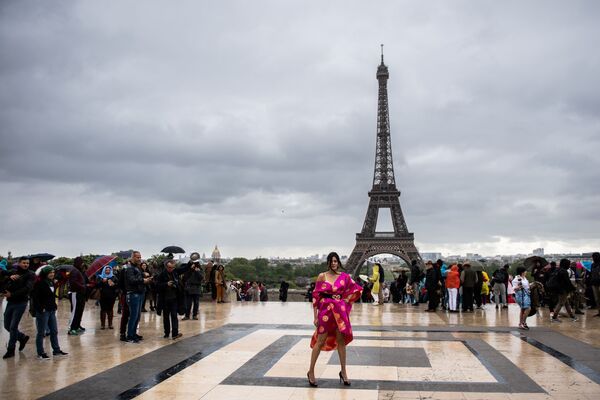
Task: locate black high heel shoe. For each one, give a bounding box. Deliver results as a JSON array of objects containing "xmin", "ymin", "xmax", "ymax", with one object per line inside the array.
[
  {"xmin": 307, "ymin": 372, "xmax": 317, "ymax": 387},
  {"xmin": 339, "ymin": 371, "xmax": 351, "ymax": 386}
]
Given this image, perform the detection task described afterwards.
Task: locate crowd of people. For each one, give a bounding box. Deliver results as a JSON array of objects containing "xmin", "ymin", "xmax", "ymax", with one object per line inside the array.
[
  {"xmin": 350, "ymin": 253, "xmax": 600, "ymax": 329},
  {"xmin": 2, "ymin": 251, "xmax": 600, "ymax": 360}
]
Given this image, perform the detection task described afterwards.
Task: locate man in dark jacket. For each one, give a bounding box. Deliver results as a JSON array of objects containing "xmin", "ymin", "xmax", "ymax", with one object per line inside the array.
[
  {"xmin": 551, "ymin": 259, "xmax": 577, "ymax": 323},
  {"xmin": 410, "ymin": 260, "xmax": 422, "ymax": 306},
  {"xmin": 425, "ymin": 261, "xmax": 441, "ymax": 312},
  {"xmin": 460, "ymin": 263, "xmax": 478, "ymax": 312},
  {"xmin": 491, "ymin": 265, "xmax": 509, "ymax": 309},
  {"xmin": 67, "ymin": 256, "xmax": 87, "ymax": 335},
  {"xmin": 182, "ymin": 261, "xmax": 203, "ymax": 320},
  {"xmin": 591, "ymin": 252, "xmax": 600, "ymax": 317},
  {"xmin": 1, "ymin": 257, "xmax": 35, "ymax": 359},
  {"xmin": 124, "ymin": 251, "xmax": 152, "ymax": 343},
  {"xmin": 279, "ymin": 280, "xmax": 289, "ymax": 302},
  {"xmin": 156, "ymin": 260, "xmax": 190, "ymax": 339}
]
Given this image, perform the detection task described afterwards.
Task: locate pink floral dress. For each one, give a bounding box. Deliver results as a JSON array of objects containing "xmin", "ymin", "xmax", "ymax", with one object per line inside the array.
[{"xmin": 310, "ymin": 272, "xmax": 362, "ymax": 351}]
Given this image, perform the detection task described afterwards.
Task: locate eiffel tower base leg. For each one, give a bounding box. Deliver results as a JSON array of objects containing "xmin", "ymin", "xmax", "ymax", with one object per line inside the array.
[{"xmin": 345, "ymin": 238, "xmax": 423, "ymax": 278}]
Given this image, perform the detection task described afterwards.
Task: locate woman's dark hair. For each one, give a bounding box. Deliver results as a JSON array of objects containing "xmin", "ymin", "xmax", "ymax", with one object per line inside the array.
[
  {"xmin": 326, "ymin": 252, "xmax": 342, "ymax": 271},
  {"xmin": 73, "ymin": 256, "xmax": 84, "ymax": 270},
  {"xmin": 559, "ymin": 258, "xmax": 570, "ymax": 269},
  {"xmin": 516, "ymin": 267, "xmax": 526, "ymax": 275},
  {"xmin": 593, "ymin": 252, "xmax": 600, "ymax": 264}
]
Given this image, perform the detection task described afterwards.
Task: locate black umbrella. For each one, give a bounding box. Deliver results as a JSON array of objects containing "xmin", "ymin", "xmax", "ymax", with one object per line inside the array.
[
  {"xmin": 27, "ymin": 253, "xmax": 55, "ymax": 262},
  {"xmin": 161, "ymin": 246, "xmax": 185, "ymax": 254},
  {"xmin": 524, "ymin": 256, "xmax": 548, "ymax": 269}
]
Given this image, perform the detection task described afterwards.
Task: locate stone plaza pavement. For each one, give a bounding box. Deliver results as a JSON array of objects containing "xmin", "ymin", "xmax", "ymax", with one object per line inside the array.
[{"xmin": 1, "ymin": 299, "xmax": 600, "ymax": 400}]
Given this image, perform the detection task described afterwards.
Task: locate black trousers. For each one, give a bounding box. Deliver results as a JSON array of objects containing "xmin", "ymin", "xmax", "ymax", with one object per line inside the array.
[
  {"xmin": 462, "ymin": 287, "xmax": 474, "ymax": 311},
  {"xmin": 427, "ymin": 289, "xmax": 439, "ymax": 310},
  {"xmin": 474, "ymin": 285, "xmax": 483, "ymax": 308},
  {"xmin": 69, "ymin": 292, "xmax": 86, "ymax": 331},
  {"xmin": 163, "ymin": 299, "xmax": 179, "ymax": 337},
  {"xmin": 185, "ymin": 293, "xmax": 200, "ymax": 318}
]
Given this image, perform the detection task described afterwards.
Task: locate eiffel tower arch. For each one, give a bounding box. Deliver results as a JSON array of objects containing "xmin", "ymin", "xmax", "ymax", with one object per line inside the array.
[{"xmin": 346, "ymin": 48, "xmax": 423, "ymax": 277}]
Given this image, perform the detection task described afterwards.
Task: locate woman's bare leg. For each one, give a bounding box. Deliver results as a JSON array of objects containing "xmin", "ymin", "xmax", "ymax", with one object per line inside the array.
[
  {"xmin": 308, "ymin": 333, "xmax": 327, "ymax": 382},
  {"xmin": 335, "ymin": 330, "xmax": 348, "ymax": 380}
]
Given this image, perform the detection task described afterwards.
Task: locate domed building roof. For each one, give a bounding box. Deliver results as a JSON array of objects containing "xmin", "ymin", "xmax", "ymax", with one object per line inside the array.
[{"xmin": 211, "ymin": 245, "xmax": 221, "ymax": 260}]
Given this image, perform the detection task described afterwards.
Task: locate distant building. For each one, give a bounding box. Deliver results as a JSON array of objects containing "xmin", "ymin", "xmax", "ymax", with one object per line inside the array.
[
  {"xmin": 532, "ymin": 248, "xmax": 544, "ymax": 256},
  {"xmin": 211, "ymin": 245, "xmax": 221, "ymax": 263},
  {"xmin": 421, "ymin": 252, "xmax": 442, "ymax": 262}
]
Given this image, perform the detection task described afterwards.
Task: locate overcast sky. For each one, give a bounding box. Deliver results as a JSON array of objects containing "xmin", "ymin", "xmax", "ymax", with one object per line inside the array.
[{"xmin": 1, "ymin": 1, "xmax": 599, "ymax": 259}]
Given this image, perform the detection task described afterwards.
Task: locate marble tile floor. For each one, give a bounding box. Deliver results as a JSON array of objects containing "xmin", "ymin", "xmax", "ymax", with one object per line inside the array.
[{"xmin": 1, "ymin": 299, "xmax": 600, "ymax": 399}]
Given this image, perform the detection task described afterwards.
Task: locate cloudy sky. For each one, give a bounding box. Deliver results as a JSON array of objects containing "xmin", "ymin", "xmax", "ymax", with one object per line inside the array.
[{"xmin": 1, "ymin": 1, "xmax": 599, "ymax": 259}]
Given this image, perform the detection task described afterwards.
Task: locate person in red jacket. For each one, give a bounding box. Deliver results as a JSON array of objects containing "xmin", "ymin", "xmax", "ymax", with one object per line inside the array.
[
  {"xmin": 446, "ymin": 265, "xmax": 460, "ymax": 312},
  {"xmin": 67, "ymin": 257, "xmax": 87, "ymax": 335}
]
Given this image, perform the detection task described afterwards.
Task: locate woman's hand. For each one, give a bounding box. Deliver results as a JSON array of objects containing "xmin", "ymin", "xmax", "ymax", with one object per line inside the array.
[{"xmin": 313, "ymin": 318, "xmax": 319, "ymax": 327}]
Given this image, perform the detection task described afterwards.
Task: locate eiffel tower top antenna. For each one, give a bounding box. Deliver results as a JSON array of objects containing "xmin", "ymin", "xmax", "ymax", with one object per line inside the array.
[{"xmin": 381, "ymin": 43, "xmax": 384, "ymax": 63}]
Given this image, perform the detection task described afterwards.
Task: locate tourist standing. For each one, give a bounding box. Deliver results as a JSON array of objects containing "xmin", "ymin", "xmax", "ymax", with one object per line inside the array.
[
  {"xmin": 591, "ymin": 252, "xmax": 600, "ymax": 317},
  {"xmin": 446, "ymin": 264, "xmax": 460, "ymax": 312},
  {"xmin": 31, "ymin": 266, "xmax": 68, "ymax": 359},
  {"xmin": 182, "ymin": 260, "xmax": 203, "ymax": 320},
  {"xmin": 552, "ymin": 259, "xmax": 578, "ymax": 323},
  {"xmin": 279, "ymin": 280, "xmax": 289, "ymax": 302},
  {"xmin": 369, "ymin": 264, "xmax": 382, "ymax": 305},
  {"xmin": 409, "ymin": 260, "xmax": 422, "ymax": 306},
  {"xmin": 67, "ymin": 256, "xmax": 87, "ymax": 335},
  {"xmin": 97, "ymin": 266, "xmax": 118, "ymax": 330},
  {"xmin": 307, "ymin": 252, "xmax": 362, "ymax": 387},
  {"xmin": 425, "ymin": 261, "xmax": 441, "ymax": 312},
  {"xmin": 1, "ymin": 257, "xmax": 34, "ymax": 359},
  {"xmin": 512, "ymin": 267, "xmax": 531, "ymax": 330},
  {"xmin": 460, "ymin": 263, "xmax": 478, "ymax": 312},
  {"xmin": 215, "ymin": 265, "xmax": 225, "ymax": 303},
  {"xmin": 124, "ymin": 251, "xmax": 151, "ymax": 343},
  {"xmin": 156, "ymin": 260, "xmax": 187, "ymax": 339},
  {"xmin": 491, "ymin": 265, "xmax": 508, "ymax": 309}
]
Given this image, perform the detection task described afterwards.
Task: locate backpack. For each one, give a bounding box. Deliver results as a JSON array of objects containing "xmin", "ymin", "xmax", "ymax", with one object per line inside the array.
[
  {"xmin": 379, "ymin": 267, "xmax": 385, "ymax": 283},
  {"xmin": 546, "ymin": 269, "xmax": 560, "ymax": 290}
]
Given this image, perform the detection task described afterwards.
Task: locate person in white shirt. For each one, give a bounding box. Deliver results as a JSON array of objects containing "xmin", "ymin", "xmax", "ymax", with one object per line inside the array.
[{"xmin": 512, "ymin": 267, "xmax": 531, "ymax": 330}]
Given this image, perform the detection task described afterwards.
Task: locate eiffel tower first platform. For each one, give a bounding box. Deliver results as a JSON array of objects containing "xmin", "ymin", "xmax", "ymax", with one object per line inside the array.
[{"xmin": 346, "ymin": 49, "xmax": 423, "ymax": 277}]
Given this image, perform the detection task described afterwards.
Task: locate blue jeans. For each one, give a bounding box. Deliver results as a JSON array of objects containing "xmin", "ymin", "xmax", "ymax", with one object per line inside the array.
[
  {"xmin": 3, "ymin": 301, "xmax": 28, "ymax": 351},
  {"xmin": 35, "ymin": 310, "xmax": 60, "ymax": 355},
  {"xmin": 126, "ymin": 292, "xmax": 143, "ymax": 339}
]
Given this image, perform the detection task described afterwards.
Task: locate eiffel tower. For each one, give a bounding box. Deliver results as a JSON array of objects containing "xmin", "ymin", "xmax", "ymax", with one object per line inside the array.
[{"xmin": 346, "ymin": 48, "xmax": 423, "ymax": 276}]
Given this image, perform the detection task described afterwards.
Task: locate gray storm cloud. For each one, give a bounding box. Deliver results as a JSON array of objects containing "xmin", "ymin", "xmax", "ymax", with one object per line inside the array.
[{"xmin": 1, "ymin": 1, "xmax": 599, "ymax": 258}]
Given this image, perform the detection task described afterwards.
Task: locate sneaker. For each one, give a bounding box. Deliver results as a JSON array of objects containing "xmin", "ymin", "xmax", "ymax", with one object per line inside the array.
[
  {"xmin": 119, "ymin": 335, "xmax": 127, "ymax": 342},
  {"xmin": 571, "ymin": 317, "xmax": 578, "ymax": 322},
  {"xmin": 125, "ymin": 337, "xmax": 139, "ymax": 344},
  {"xmin": 18, "ymin": 335, "xmax": 29, "ymax": 351},
  {"xmin": 181, "ymin": 317, "xmax": 190, "ymax": 321},
  {"xmin": 551, "ymin": 318, "xmax": 562, "ymax": 323},
  {"xmin": 2, "ymin": 349, "xmax": 15, "ymax": 359},
  {"xmin": 100, "ymin": 326, "xmax": 105, "ymax": 330},
  {"xmin": 173, "ymin": 333, "xmax": 183, "ymax": 340},
  {"xmin": 67, "ymin": 330, "xmax": 79, "ymax": 336},
  {"xmin": 77, "ymin": 327, "xmax": 86, "ymax": 332},
  {"xmin": 108, "ymin": 326, "xmax": 114, "ymax": 329},
  {"xmin": 163, "ymin": 333, "xmax": 170, "ymax": 338},
  {"xmin": 53, "ymin": 350, "xmax": 68, "ymax": 356},
  {"xmin": 135, "ymin": 334, "xmax": 144, "ymax": 341},
  {"xmin": 37, "ymin": 353, "xmax": 50, "ymax": 360},
  {"xmin": 192, "ymin": 316, "xmax": 199, "ymax": 320}
]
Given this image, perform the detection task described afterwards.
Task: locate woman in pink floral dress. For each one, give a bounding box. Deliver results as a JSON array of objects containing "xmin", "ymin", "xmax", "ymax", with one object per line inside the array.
[{"xmin": 307, "ymin": 252, "xmax": 362, "ymax": 387}]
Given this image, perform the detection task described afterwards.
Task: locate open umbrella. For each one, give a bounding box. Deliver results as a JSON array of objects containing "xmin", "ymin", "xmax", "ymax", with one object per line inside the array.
[
  {"xmin": 87, "ymin": 255, "xmax": 117, "ymax": 278},
  {"xmin": 524, "ymin": 256, "xmax": 548, "ymax": 269},
  {"xmin": 28, "ymin": 253, "xmax": 55, "ymax": 262},
  {"xmin": 161, "ymin": 246, "xmax": 185, "ymax": 254},
  {"xmin": 54, "ymin": 265, "xmax": 76, "ymax": 284}
]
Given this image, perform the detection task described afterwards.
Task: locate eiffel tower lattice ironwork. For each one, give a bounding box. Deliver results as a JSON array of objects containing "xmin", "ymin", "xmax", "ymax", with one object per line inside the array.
[{"xmin": 346, "ymin": 49, "xmax": 423, "ymax": 276}]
